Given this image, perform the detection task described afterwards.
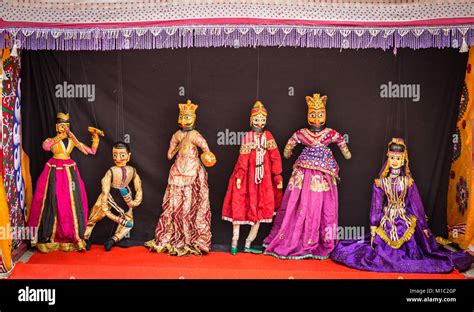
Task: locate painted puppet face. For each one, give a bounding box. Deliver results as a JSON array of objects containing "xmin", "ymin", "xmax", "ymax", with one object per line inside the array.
[
  {"xmin": 178, "ymin": 113, "xmax": 196, "ymax": 129},
  {"xmin": 387, "ymin": 152, "xmax": 405, "ymax": 170},
  {"xmin": 112, "ymin": 147, "xmax": 131, "ymax": 167},
  {"xmin": 56, "ymin": 122, "xmax": 70, "ymax": 133},
  {"xmin": 307, "ymin": 108, "xmax": 326, "ymax": 127},
  {"xmin": 250, "ymin": 113, "xmax": 266, "ymax": 129}
]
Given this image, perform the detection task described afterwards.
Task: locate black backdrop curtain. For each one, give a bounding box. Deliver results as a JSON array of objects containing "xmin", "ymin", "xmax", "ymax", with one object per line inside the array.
[{"xmin": 21, "ymin": 48, "xmax": 467, "ymax": 249}]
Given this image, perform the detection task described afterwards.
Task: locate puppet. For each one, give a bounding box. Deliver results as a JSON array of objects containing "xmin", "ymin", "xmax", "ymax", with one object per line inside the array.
[
  {"xmin": 28, "ymin": 112, "xmax": 103, "ymax": 252},
  {"xmin": 84, "ymin": 142, "xmax": 142, "ymax": 251},
  {"xmin": 331, "ymin": 138, "xmax": 473, "ymax": 272},
  {"xmin": 263, "ymin": 94, "xmax": 351, "ymax": 259},
  {"xmin": 146, "ymin": 100, "xmax": 216, "ymax": 256},
  {"xmin": 222, "ymin": 101, "xmax": 283, "ymax": 255}
]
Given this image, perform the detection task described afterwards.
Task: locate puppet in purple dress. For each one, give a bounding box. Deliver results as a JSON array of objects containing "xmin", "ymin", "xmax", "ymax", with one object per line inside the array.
[
  {"xmin": 331, "ymin": 138, "xmax": 472, "ymax": 273},
  {"xmin": 263, "ymin": 93, "xmax": 352, "ymax": 259}
]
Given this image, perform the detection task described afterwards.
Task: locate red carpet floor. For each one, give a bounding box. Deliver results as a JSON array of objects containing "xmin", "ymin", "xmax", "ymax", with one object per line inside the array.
[{"xmin": 9, "ymin": 246, "xmax": 466, "ymax": 279}]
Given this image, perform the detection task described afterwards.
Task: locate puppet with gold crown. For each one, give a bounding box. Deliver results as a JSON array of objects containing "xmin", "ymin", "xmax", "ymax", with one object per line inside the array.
[
  {"xmin": 263, "ymin": 93, "xmax": 351, "ymax": 259},
  {"xmin": 145, "ymin": 100, "xmax": 216, "ymax": 256},
  {"xmin": 222, "ymin": 101, "xmax": 283, "ymax": 255},
  {"xmin": 28, "ymin": 113, "xmax": 104, "ymax": 253},
  {"xmin": 331, "ymin": 138, "xmax": 472, "ymax": 273}
]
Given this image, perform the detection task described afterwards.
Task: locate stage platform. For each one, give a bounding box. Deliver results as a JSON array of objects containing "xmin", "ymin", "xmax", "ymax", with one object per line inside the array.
[{"xmin": 8, "ymin": 246, "xmax": 468, "ymax": 280}]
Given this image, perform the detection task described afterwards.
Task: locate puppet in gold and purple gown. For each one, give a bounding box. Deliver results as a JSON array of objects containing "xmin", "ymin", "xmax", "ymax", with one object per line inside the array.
[
  {"xmin": 331, "ymin": 138, "xmax": 473, "ymax": 273},
  {"xmin": 263, "ymin": 93, "xmax": 351, "ymax": 259},
  {"xmin": 222, "ymin": 101, "xmax": 283, "ymax": 255},
  {"xmin": 28, "ymin": 113, "xmax": 104, "ymax": 253},
  {"xmin": 84, "ymin": 142, "xmax": 143, "ymax": 251},
  {"xmin": 145, "ymin": 100, "xmax": 216, "ymax": 256}
]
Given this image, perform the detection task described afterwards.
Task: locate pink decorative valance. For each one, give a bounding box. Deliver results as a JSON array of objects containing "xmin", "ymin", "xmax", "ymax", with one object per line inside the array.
[{"xmin": 1, "ymin": 0, "xmax": 473, "ymax": 51}]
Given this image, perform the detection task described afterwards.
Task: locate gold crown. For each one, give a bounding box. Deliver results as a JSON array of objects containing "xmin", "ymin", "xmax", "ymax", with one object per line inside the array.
[
  {"xmin": 56, "ymin": 112, "xmax": 70, "ymax": 122},
  {"xmin": 305, "ymin": 93, "xmax": 327, "ymax": 110},
  {"xmin": 179, "ymin": 100, "xmax": 198, "ymax": 115},
  {"xmin": 250, "ymin": 101, "xmax": 267, "ymax": 117}
]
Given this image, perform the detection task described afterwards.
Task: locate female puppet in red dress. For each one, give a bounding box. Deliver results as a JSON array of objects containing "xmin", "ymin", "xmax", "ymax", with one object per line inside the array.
[{"xmin": 222, "ymin": 101, "xmax": 283, "ymax": 255}]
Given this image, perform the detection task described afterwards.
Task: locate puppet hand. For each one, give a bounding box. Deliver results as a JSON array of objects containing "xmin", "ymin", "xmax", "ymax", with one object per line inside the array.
[
  {"xmin": 236, "ymin": 178, "xmax": 241, "ymax": 190},
  {"xmin": 343, "ymin": 150, "xmax": 352, "ymax": 160},
  {"xmin": 370, "ymin": 226, "xmax": 377, "ymax": 248},
  {"xmin": 274, "ymin": 175, "xmax": 283, "ymax": 188},
  {"xmin": 423, "ymin": 229, "xmax": 430, "ymax": 238},
  {"xmin": 88, "ymin": 126, "xmax": 105, "ymax": 137},
  {"xmin": 53, "ymin": 132, "xmax": 67, "ymax": 142},
  {"xmin": 127, "ymin": 201, "xmax": 139, "ymax": 208},
  {"xmin": 201, "ymin": 151, "xmax": 216, "ymax": 167},
  {"xmin": 340, "ymin": 145, "xmax": 352, "ymax": 160},
  {"xmin": 59, "ymin": 132, "xmax": 68, "ymax": 140},
  {"xmin": 370, "ymin": 226, "xmax": 377, "ymax": 237}
]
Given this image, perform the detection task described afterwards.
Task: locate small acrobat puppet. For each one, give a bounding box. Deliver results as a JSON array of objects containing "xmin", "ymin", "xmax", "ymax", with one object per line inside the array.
[{"xmin": 84, "ymin": 141, "xmax": 143, "ymax": 251}]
